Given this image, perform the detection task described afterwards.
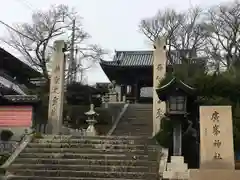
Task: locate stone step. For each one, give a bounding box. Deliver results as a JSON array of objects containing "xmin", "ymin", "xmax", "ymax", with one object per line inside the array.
[
  {"xmin": 125, "ymin": 111, "xmax": 152, "ymax": 113},
  {"xmin": 112, "ymin": 133, "xmax": 152, "ymax": 137},
  {"xmin": 115, "ymin": 125, "xmax": 152, "ymax": 129},
  {"xmin": 11, "ymin": 169, "xmax": 157, "ymax": 179},
  {"xmin": 9, "ymin": 164, "xmax": 157, "ymax": 173},
  {"xmin": 128, "ymin": 107, "xmax": 152, "ymax": 109},
  {"xmin": 123, "ymin": 117, "xmax": 151, "ymax": 120},
  {"xmin": 27, "ymin": 143, "xmax": 154, "ymax": 150},
  {"xmin": 112, "ymin": 131, "xmax": 152, "ymax": 135},
  {"xmin": 41, "ymin": 135, "xmax": 152, "ymax": 140},
  {"xmin": 14, "ymin": 158, "xmax": 157, "ymax": 167},
  {"xmin": 6, "ymin": 176, "xmax": 146, "ymax": 180},
  {"xmin": 125, "ymin": 113, "xmax": 152, "ymax": 115},
  {"xmin": 124, "ymin": 109, "xmax": 151, "ymax": 111},
  {"xmin": 33, "ymin": 137, "xmax": 152, "ymax": 144},
  {"xmin": 17, "ymin": 152, "xmax": 152, "ymax": 160},
  {"xmin": 22, "ymin": 147, "xmax": 150, "ymax": 154}
]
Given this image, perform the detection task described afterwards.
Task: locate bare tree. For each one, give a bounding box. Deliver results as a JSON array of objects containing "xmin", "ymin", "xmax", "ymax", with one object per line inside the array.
[
  {"xmin": 139, "ymin": 7, "xmax": 208, "ymax": 64},
  {"xmin": 204, "ymin": 1, "xmax": 240, "ymax": 71},
  {"xmin": 1, "ymin": 4, "xmax": 105, "ymax": 85}
]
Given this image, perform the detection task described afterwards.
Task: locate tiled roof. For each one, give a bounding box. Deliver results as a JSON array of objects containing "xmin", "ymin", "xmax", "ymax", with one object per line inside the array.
[
  {"xmin": 100, "ymin": 51, "xmax": 153, "ymax": 67},
  {"xmin": 100, "ymin": 50, "xmax": 206, "ymax": 67}
]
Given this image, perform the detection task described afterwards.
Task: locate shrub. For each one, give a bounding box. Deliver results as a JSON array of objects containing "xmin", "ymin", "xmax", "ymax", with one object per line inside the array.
[
  {"xmin": 0, "ymin": 130, "xmax": 13, "ymax": 141},
  {"xmin": 0, "ymin": 152, "xmax": 11, "ymax": 166},
  {"xmin": 33, "ymin": 132, "xmax": 43, "ymax": 139},
  {"xmin": 154, "ymin": 117, "xmax": 173, "ymax": 148}
]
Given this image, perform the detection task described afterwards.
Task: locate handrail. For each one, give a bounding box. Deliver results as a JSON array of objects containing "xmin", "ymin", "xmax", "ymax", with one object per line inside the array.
[
  {"xmin": 107, "ymin": 103, "xmax": 129, "ymax": 136},
  {"xmin": 1, "ymin": 131, "xmax": 34, "ymax": 169}
]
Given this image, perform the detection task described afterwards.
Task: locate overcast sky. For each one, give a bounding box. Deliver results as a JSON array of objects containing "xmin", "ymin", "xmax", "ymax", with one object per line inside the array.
[{"xmin": 0, "ymin": 0, "xmax": 232, "ymax": 84}]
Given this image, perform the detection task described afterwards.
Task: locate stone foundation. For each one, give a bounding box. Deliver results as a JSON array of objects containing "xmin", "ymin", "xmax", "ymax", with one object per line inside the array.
[{"xmin": 189, "ymin": 169, "xmax": 240, "ymax": 180}]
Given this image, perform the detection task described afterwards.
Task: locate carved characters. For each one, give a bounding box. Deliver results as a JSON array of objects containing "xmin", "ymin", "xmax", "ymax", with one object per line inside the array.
[
  {"xmin": 213, "ymin": 140, "xmax": 221, "ymax": 148},
  {"xmin": 54, "ymin": 65, "xmax": 60, "ymax": 73},
  {"xmin": 214, "ymin": 152, "xmax": 222, "ymax": 160},
  {"xmin": 54, "ymin": 76, "xmax": 60, "ymax": 84},
  {"xmin": 156, "ymin": 64, "xmax": 162, "ymax": 71},
  {"xmin": 211, "ymin": 110, "xmax": 222, "ymax": 160},
  {"xmin": 213, "ymin": 124, "xmax": 220, "ymax": 136},
  {"xmin": 51, "ymin": 86, "xmax": 59, "ymax": 94},
  {"xmin": 49, "ymin": 63, "xmax": 62, "ymax": 118},
  {"xmin": 211, "ymin": 111, "xmax": 220, "ymax": 122},
  {"xmin": 156, "ymin": 76, "xmax": 161, "ymax": 81},
  {"xmin": 156, "ymin": 108, "xmax": 163, "ymax": 119}
]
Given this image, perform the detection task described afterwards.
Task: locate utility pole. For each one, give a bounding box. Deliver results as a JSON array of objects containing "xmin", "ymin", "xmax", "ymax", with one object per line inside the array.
[{"xmin": 69, "ymin": 19, "xmax": 76, "ymax": 84}]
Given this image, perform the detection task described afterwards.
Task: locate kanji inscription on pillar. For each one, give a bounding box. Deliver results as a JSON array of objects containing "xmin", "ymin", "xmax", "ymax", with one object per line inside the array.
[
  {"xmin": 152, "ymin": 37, "xmax": 167, "ymax": 136},
  {"xmin": 199, "ymin": 106, "xmax": 234, "ymax": 169},
  {"xmin": 48, "ymin": 40, "xmax": 66, "ymax": 134}
]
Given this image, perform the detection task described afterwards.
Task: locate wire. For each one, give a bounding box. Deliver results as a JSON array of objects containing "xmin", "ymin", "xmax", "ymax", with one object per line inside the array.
[
  {"xmin": 0, "ymin": 20, "xmax": 34, "ymax": 41},
  {"xmin": 14, "ymin": 0, "xmax": 35, "ymax": 12}
]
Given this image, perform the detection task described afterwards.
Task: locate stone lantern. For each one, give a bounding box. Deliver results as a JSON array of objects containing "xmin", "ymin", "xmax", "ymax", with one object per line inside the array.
[
  {"xmin": 85, "ymin": 104, "xmax": 98, "ymax": 136},
  {"xmin": 156, "ymin": 77, "xmax": 196, "ymax": 179},
  {"xmin": 156, "ymin": 77, "xmax": 195, "ymax": 156}
]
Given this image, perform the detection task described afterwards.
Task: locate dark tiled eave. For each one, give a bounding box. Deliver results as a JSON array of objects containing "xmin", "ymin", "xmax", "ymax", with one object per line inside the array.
[
  {"xmin": 156, "ymin": 77, "xmax": 196, "ymax": 101},
  {"xmin": 3, "ymin": 95, "xmax": 40, "ymax": 103}
]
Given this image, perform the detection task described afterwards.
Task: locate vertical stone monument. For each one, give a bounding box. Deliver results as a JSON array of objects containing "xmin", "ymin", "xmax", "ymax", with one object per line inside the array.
[
  {"xmin": 48, "ymin": 40, "xmax": 66, "ymax": 134},
  {"xmin": 199, "ymin": 106, "xmax": 234, "ymax": 169},
  {"xmin": 153, "ymin": 37, "xmax": 166, "ymax": 136},
  {"xmin": 189, "ymin": 106, "xmax": 240, "ymax": 180}
]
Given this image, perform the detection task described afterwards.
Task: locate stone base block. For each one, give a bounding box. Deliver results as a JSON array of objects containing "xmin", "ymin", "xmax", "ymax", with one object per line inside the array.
[
  {"xmin": 167, "ymin": 162, "xmax": 188, "ymax": 171},
  {"xmin": 171, "ymin": 156, "xmax": 184, "ymax": 164},
  {"xmin": 163, "ymin": 156, "xmax": 189, "ymax": 179},
  {"xmin": 163, "ymin": 171, "xmax": 189, "ymax": 179},
  {"xmin": 189, "ymin": 169, "xmax": 240, "ymax": 180}
]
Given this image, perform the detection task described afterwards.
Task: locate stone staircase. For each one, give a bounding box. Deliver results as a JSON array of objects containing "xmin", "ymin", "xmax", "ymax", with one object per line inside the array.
[
  {"xmin": 5, "ymin": 135, "xmax": 161, "ymax": 180},
  {"xmin": 112, "ymin": 104, "xmax": 153, "ymax": 137}
]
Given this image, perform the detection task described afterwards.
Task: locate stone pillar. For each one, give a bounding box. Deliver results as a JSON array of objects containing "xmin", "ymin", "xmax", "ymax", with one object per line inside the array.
[
  {"xmin": 153, "ymin": 37, "xmax": 167, "ymax": 136},
  {"xmin": 134, "ymin": 83, "xmax": 138, "ymax": 103},
  {"xmin": 120, "ymin": 84, "xmax": 124, "ymax": 101},
  {"xmin": 102, "ymin": 94, "xmax": 109, "ymax": 108},
  {"xmin": 48, "ymin": 40, "xmax": 66, "ymax": 134},
  {"xmin": 173, "ymin": 123, "xmax": 182, "ymax": 156},
  {"xmin": 122, "ymin": 95, "xmax": 126, "ymax": 102},
  {"xmin": 108, "ymin": 80, "xmax": 118, "ymax": 102},
  {"xmin": 108, "ymin": 92, "xmax": 118, "ymax": 102}
]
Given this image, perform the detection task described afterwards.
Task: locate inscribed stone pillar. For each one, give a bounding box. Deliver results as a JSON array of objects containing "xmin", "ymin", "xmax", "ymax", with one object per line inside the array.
[
  {"xmin": 48, "ymin": 40, "xmax": 66, "ymax": 134},
  {"xmin": 120, "ymin": 84, "xmax": 124, "ymax": 101},
  {"xmin": 199, "ymin": 106, "xmax": 234, "ymax": 169},
  {"xmin": 152, "ymin": 37, "xmax": 166, "ymax": 136}
]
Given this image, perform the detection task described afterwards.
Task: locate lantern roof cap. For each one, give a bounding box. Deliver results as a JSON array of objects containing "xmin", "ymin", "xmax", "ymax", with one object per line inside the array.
[
  {"xmin": 85, "ymin": 104, "xmax": 98, "ymax": 116},
  {"xmin": 156, "ymin": 77, "xmax": 195, "ymax": 101}
]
